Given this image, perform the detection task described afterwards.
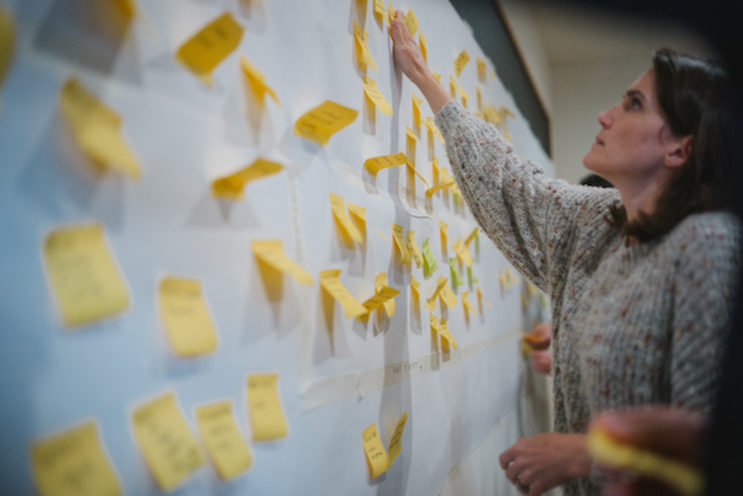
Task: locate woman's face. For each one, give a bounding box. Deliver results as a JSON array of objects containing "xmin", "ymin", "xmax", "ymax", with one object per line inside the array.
[{"xmin": 583, "ymin": 70, "xmax": 679, "ymax": 185}]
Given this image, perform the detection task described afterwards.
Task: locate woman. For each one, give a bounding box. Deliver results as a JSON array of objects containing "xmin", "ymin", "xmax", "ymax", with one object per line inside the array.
[{"xmin": 390, "ymin": 10, "xmax": 739, "ymax": 496}]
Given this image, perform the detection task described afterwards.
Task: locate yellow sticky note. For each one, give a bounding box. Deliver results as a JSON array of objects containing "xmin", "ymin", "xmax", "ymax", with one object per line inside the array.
[
  {"xmin": 239, "ymin": 56, "xmax": 280, "ymax": 106},
  {"xmin": 347, "ymin": 202, "xmax": 390, "ymax": 241},
  {"xmin": 212, "ymin": 158, "xmax": 283, "ymax": 200},
  {"xmin": 387, "ymin": 0, "xmax": 395, "ymax": 24},
  {"xmin": 176, "ymin": 12, "xmax": 243, "ymax": 85},
  {"xmin": 425, "ymin": 181, "xmax": 454, "ymax": 197},
  {"xmin": 358, "ymin": 273, "xmax": 400, "ymax": 320},
  {"xmin": 429, "ymin": 313, "xmax": 440, "ymax": 332},
  {"xmin": 406, "ymin": 125, "xmax": 418, "ymax": 143},
  {"xmin": 132, "ymin": 392, "xmax": 204, "ymax": 492},
  {"xmin": 363, "ymin": 77, "xmax": 392, "ymax": 116},
  {"xmin": 438, "ymin": 277, "xmax": 458, "ymax": 309},
  {"xmin": 30, "ymin": 421, "xmax": 122, "ymax": 496},
  {"xmin": 412, "ymin": 93, "xmax": 422, "ymax": 128},
  {"xmin": 392, "ymin": 223, "xmax": 412, "ymax": 265},
  {"xmin": 432, "ymin": 72, "xmax": 442, "ymax": 84},
  {"xmin": 364, "ymin": 152, "xmax": 408, "ymax": 178},
  {"xmin": 59, "ymin": 78, "xmax": 141, "ymax": 179},
  {"xmin": 373, "ymin": 0, "xmax": 386, "ymax": 17},
  {"xmin": 506, "ymin": 266, "xmax": 520, "ymax": 285},
  {"xmin": 454, "ymin": 50, "xmax": 470, "ymax": 78},
  {"xmin": 419, "ymin": 31, "xmax": 427, "ymax": 63},
  {"xmin": 252, "ymin": 240, "xmax": 313, "ymax": 285},
  {"xmin": 247, "ymin": 373, "xmax": 289, "ymax": 441},
  {"xmin": 376, "ymin": 272, "xmax": 397, "ymax": 317},
  {"xmin": 388, "ymin": 411, "xmax": 407, "ymax": 464},
  {"xmin": 476, "ymin": 84, "xmax": 482, "ymax": 110},
  {"xmin": 462, "ymin": 291, "xmax": 476, "ymax": 317},
  {"xmin": 421, "ymin": 237, "xmax": 438, "ymax": 277},
  {"xmin": 330, "ymin": 193, "xmax": 363, "ymax": 243},
  {"xmin": 477, "ymin": 286, "xmax": 493, "ymax": 309},
  {"xmin": 438, "ymin": 317, "xmax": 458, "ymax": 349},
  {"xmin": 477, "ymin": 56, "xmax": 486, "ymax": 81},
  {"xmin": 294, "ymin": 100, "xmax": 358, "ymax": 145},
  {"xmin": 426, "ymin": 116, "xmax": 445, "ymax": 144},
  {"xmin": 195, "ymin": 400, "xmax": 253, "ymax": 480},
  {"xmin": 410, "ymin": 275, "xmax": 420, "ymax": 299},
  {"xmin": 159, "ymin": 277, "xmax": 218, "ymax": 357},
  {"xmin": 353, "ymin": 21, "xmax": 379, "ymax": 72},
  {"xmin": 43, "ymin": 224, "xmax": 130, "ymax": 328},
  {"xmin": 404, "ymin": 8, "xmax": 418, "ymax": 36},
  {"xmin": 465, "ymin": 227, "xmax": 478, "ymax": 246},
  {"xmin": 320, "ymin": 270, "xmax": 368, "ymax": 318},
  {"xmin": 0, "ymin": 5, "xmax": 15, "ymax": 112},
  {"xmin": 114, "ymin": 0, "xmax": 137, "ymax": 17},
  {"xmin": 439, "ymin": 220, "xmax": 452, "ymax": 246},
  {"xmin": 499, "ymin": 270, "xmax": 510, "ymax": 290},
  {"xmin": 452, "ymin": 238, "xmax": 473, "ymax": 268},
  {"xmin": 362, "ymin": 423, "xmax": 390, "ymax": 479},
  {"xmin": 449, "ymin": 74, "xmax": 470, "ymax": 99},
  {"xmin": 406, "ymin": 230, "xmax": 423, "ymax": 269}
]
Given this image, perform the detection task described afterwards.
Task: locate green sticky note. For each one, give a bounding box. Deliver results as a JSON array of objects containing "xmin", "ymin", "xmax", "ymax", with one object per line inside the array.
[
  {"xmin": 422, "ymin": 237, "xmax": 438, "ymax": 277},
  {"xmin": 467, "ymin": 266, "xmax": 478, "ymax": 286},
  {"xmin": 449, "ymin": 258, "xmax": 463, "ymax": 287}
]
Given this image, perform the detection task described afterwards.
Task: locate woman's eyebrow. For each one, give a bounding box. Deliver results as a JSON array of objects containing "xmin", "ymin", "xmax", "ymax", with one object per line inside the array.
[{"xmin": 625, "ymin": 89, "xmax": 645, "ymax": 101}]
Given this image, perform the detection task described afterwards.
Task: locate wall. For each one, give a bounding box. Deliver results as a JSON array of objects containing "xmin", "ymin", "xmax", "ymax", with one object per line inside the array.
[{"xmin": 0, "ymin": 0, "xmax": 554, "ymax": 495}]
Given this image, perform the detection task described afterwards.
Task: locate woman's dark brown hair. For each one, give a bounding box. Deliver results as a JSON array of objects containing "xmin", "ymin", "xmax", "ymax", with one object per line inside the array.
[{"xmin": 608, "ymin": 48, "xmax": 737, "ymax": 242}]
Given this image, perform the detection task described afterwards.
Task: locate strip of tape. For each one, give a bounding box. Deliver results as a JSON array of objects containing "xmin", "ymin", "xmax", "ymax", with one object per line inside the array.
[{"xmin": 302, "ymin": 328, "xmax": 521, "ymax": 410}]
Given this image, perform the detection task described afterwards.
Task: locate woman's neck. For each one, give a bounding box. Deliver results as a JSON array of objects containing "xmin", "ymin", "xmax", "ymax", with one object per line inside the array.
[{"xmin": 615, "ymin": 171, "xmax": 670, "ymax": 224}]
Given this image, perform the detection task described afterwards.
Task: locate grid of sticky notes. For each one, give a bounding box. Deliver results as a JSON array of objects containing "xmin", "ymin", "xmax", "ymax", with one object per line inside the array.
[{"xmin": 15, "ymin": 0, "xmax": 534, "ymax": 492}]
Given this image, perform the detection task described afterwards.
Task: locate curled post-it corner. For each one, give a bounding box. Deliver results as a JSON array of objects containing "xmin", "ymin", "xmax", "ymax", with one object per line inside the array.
[
  {"xmin": 212, "ymin": 158, "xmax": 283, "ymax": 200},
  {"xmin": 252, "ymin": 240, "xmax": 313, "ymax": 285},
  {"xmin": 329, "ymin": 193, "xmax": 363, "ymax": 244},
  {"xmin": 320, "ymin": 269, "xmax": 367, "ymax": 318},
  {"xmin": 363, "ymin": 77, "xmax": 392, "ymax": 116},
  {"xmin": 240, "ymin": 56, "xmax": 281, "ymax": 106},
  {"xmin": 364, "ymin": 152, "xmax": 408, "ymax": 178}
]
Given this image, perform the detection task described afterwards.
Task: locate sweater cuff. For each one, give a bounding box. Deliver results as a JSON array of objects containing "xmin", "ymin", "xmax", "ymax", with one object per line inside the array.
[{"xmin": 434, "ymin": 99, "xmax": 471, "ymax": 142}]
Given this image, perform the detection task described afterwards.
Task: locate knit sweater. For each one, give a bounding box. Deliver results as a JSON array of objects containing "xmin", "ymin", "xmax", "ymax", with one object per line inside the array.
[{"xmin": 435, "ymin": 101, "xmax": 740, "ymax": 496}]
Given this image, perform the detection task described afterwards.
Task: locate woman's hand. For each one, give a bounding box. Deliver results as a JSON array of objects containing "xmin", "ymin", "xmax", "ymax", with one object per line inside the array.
[
  {"xmin": 390, "ymin": 11, "xmax": 429, "ymax": 85},
  {"xmin": 531, "ymin": 350, "xmax": 552, "ymax": 375},
  {"xmin": 390, "ymin": 10, "xmax": 452, "ymax": 115},
  {"xmin": 524, "ymin": 321, "xmax": 551, "ymax": 350},
  {"xmin": 499, "ymin": 433, "xmax": 591, "ymax": 496}
]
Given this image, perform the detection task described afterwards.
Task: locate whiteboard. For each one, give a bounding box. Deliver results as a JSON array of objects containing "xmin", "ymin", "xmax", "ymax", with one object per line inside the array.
[{"xmin": 0, "ymin": 0, "xmax": 554, "ymax": 494}]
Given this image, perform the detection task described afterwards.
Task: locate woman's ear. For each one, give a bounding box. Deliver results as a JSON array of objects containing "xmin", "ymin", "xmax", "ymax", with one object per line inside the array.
[{"xmin": 665, "ymin": 135, "xmax": 693, "ymax": 168}]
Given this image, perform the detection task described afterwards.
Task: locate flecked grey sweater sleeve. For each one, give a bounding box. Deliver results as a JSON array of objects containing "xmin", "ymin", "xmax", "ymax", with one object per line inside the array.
[
  {"xmin": 669, "ymin": 214, "xmax": 740, "ymax": 411},
  {"xmin": 434, "ymin": 100, "xmax": 618, "ymax": 293}
]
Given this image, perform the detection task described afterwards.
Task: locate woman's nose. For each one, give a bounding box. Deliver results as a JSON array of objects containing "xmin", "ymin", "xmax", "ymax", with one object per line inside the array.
[{"xmin": 597, "ymin": 109, "xmax": 612, "ymax": 129}]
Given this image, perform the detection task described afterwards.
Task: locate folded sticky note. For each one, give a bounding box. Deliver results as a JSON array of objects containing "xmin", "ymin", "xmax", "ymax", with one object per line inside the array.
[
  {"xmin": 240, "ymin": 56, "xmax": 280, "ymax": 106},
  {"xmin": 159, "ymin": 276, "xmax": 218, "ymax": 357},
  {"xmin": 196, "ymin": 400, "xmax": 253, "ymax": 480},
  {"xmin": 353, "ymin": 21, "xmax": 378, "ymax": 72},
  {"xmin": 410, "ymin": 275, "xmax": 420, "ymax": 299},
  {"xmin": 392, "ymin": 223, "xmax": 412, "ymax": 265},
  {"xmin": 247, "ymin": 373, "xmax": 288, "ymax": 441},
  {"xmin": 373, "ymin": 0, "xmax": 386, "ymax": 17},
  {"xmin": 387, "ymin": 0, "xmax": 395, "ymax": 24},
  {"xmin": 438, "ymin": 277, "xmax": 458, "ymax": 309},
  {"xmin": 59, "ymin": 78, "xmax": 141, "ymax": 178},
  {"xmin": 477, "ymin": 56, "xmax": 486, "ymax": 81},
  {"xmin": 449, "ymin": 74, "xmax": 470, "ymax": 100},
  {"xmin": 176, "ymin": 12, "xmax": 243, "ymax": 86},
  {"xmin": 467, "ymin": 266, "xmax": 479, "ymax": 286},
  {"xmin": 477, "ymin": 286, "xmax": 493, "ymax": 309},
  {"xmin": 406, "ymin": 231, "xmax": 423, "ymax": 268},
  {"xmin": 362, "ymin": 423, "xmax": 390, "ymax": 479},
  {"xmin": 212, "ymin": 158, "xmax": 283, "ymax": 200},
  {"xmin": 293, "ymin": 100, "xmax": 358, "ymax": 145},
  {"xmin": 426, "ymin": 116, "xmax": 445, "ymax": 144},
  {"xmin": 506, "ymin": 266, "xmax": 520, "ymax": 285},
  {"xmin": 320, "ymin": 270, "xmax": 368, "ymax": 318},
  {"xmin": 132, "ymin": 392, "xmax": 204, "ymax": 492},
  {"xmin": 404, "ymin": 8, "xmax": 418, "ymax": 36},
  {"xmin": 43, "ymin": 223, "xmax": 130, "ymax": 328},
  {"xmin": 462, "ymin": 291, "xmax": 476, "ymax": 317},
  {"xmin": 0, "ymin": 5, "xmax": 14, "ymax": 113},
  {"xmin": 429, "ymin": 313, "xmax": 441, "ymax": 333},
  {"xmin": 358, "ymin": 273, "xmax": 400, "ymax": 321},
  {"xmin": 252, "ymin": 240, "xmax": 313, "ymax": 285},
  {"xmin": 499, "ymin": 270, "xmax": 510, "ymax": 289},
  {"xmin": 364, "ymin": 152, "xmax": 408, "ymax": 178},
  {"xmin": 432, "ymin": 72, "xmax": 442, "ymax": 84},
  {"xmin": 465, "ymin": 227, "xmax": 479, "ymax": 246},
  {"xmin": 452, "ymin": 238, "xmax": 473, "ymax": 267},
  {"xmin": 454, "ymin": 50, "xmax": 470, "ymax": 78},
  {"xmin": 419, "ymin": 31, "xmax": 427, "ymax": 63},
  {"xmin": 421, "ymin": 237, "xmax": 438, "ymax": 276},
  {"xmin": 439, "ymin": 220, "xmax": 452, "ymax": 246},
  {"xmin": 425, "ymin": 181, "xmax": 455, "ymax": 197},
  {"xmin": 363, "ymin": 77, "xmax": 392, "ymax": 116},
  {"xmin": 449, "ymin": 258, "xmax": 464, "ymax": 287},
  {"xmin": 330, "ymin": 193, "xmax": 363, "ymax": 243},
  {"xmin": 347, "ymin": 202, "xmax": 390, "ymax": 241},
  {"xmin": 438, "ymin": 317, "xmax": 458, "ymax": 349},
  {"xmin": 388, "ymin": 411, "xmax": 408, "ymax": 464},
  {"xmin": 412, "ymin": 93, "xmax": 422, "ymax": 128},
  {"xmin": 30, "ymin": 421, "xmax": 122, "ymax": 496}
]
